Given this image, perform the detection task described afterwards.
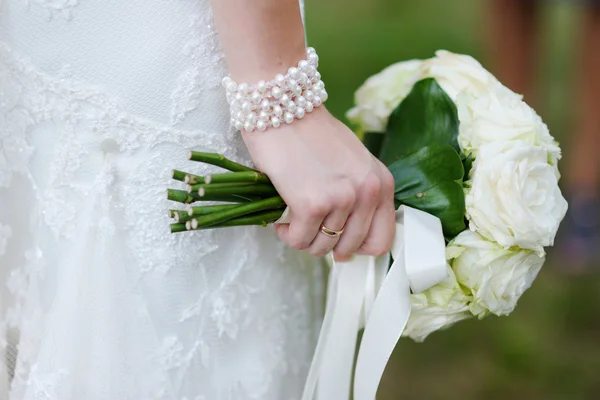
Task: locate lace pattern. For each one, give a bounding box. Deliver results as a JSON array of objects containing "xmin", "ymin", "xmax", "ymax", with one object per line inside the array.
[{"xmin": 0, "ymin": 0, "xmax": 319, "ymax": 398}]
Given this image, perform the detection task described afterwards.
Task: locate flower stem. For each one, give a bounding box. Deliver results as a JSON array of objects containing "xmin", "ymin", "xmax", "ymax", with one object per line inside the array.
[
  {"xmin": 196, "ymin": 184, "xmax": 277, "ymax": 199},
  {"xmin": 184, "ymin": 173, "xmax": 205, "ymax": 185},
  {"xmin": 204, "ymin": 171, "xmax": 270, "ymax": 185},
  {"xmin": 187, "ymin": 203, "xmax": 241, "ymax": 217},
  {"xmin": 171, "ymin": 210, "xmax": 284, "ymax": 233},
  {"xmin": 168, "ymin": 189, "xmax": 252, "ymax": 204},
  {"xmin": 189, "ymin": 196, "xmax": 285, "ymax": 230},
  {"xmin": 187, "ymin": 182, "xmax": 255, "ymax": 194},
  {"xmin": 170, "ymin": 223, "xmax": 187, "ymax": 233},
  {"xmin": 167, "ymin": 189, "xmax": 195, "ymax": 204},
  {"xmin": 172, "ymin": 170, "xmax": 188, "ymax": 182},
  {"xmin": 173, "ymin": 211, "xmax": 194, "ymax": 223},
  {"xmin": 188, "ymin": 152, "xmax": 258, "ymax": 173},
  {"xmin": 198, "ymin": 210, "xmax": 284, "ymax": 229}
]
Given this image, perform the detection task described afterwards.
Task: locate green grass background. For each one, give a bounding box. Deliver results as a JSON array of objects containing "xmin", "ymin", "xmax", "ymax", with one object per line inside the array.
[{"xmin": 305, "ymin": 1, "xmax": 600, "ymax": 398}]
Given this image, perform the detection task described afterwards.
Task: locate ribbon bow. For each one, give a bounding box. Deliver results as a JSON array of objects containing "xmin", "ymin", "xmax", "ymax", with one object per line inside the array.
[{"xmin": 301, "ymin": 205, "xmax": 448, "ymax": 400}]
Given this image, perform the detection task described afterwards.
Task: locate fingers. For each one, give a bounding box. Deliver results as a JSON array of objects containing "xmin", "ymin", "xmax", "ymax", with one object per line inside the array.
[
  {"xmin": 357, "ymin": 200, "xmax": 396, "ymax": 257},
  {"xmin": 358, "ymin": 167, "xmax": 396, "ymax": 256},
  {"xmin": 277, "ymin": 185, "xmax": 355, "ymax": 255},
  {"xmin": 275, "ymin": 199, "xmax": 327, "ymax": 251},
  {"xmin": 335, "ymin": 165, "xmax": 395, "ymax": 260},
  {"xmin": 276, "ymin": 161, "xmax": 395, "ymax": 260},
  {"xmin": 333, "ymin": 175, "xmax": 380, "ymax": 260},
  {"xmin": 306, "ymin": 202, "xmax": 352, "ymax": 257}
]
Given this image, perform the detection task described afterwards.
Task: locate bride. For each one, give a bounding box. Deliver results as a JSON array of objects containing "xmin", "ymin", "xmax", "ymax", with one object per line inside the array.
[{"xmin": 0, "ymin": 0, "xmax": 395, "ymax": 398}]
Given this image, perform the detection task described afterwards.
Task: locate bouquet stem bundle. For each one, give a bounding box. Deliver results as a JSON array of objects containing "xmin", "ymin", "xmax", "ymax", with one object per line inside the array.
[{"xmin": 168, "ymin": 152, "xmax": 285, "ymax": 233}]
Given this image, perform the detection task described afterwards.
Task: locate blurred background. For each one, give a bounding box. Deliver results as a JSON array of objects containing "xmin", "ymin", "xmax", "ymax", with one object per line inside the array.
[{"xmin": 305, "ymin": 0, "xmax": 600, "ymax": 399}]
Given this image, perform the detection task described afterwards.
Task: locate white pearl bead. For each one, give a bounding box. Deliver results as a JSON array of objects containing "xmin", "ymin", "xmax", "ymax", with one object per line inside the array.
[
  {"xmin": 271, "ymin": 86, "xmax": 282, "ymax": 99},
  {"xmin": 235, "ymin": 110, "xmax": 244, "ymax": 120},
  {"xmin": 247, "ymin": 112, "xmax": 258, "ymax": 123},
  {"xmin": 287, "ymin": 102, "xmax": 296, "ymax": 112},
  {"xmin": 259, "ymin": 111, "xmax": 270, "ymax": 121},
  {"xmin": 304, "ymin": 90, "xmax": 314, "ymax": 102},
  {"xmin": 296, "ymin": 107, "xmax": 305, "ymax": 119},
  {"xmin": 257, "ymin": 80, "xmax": 267, "ymax": 93},
  {"xmin": 260, "ymin": 99, "xmax": 270, "ymax": 111},
  {"xmin": 288, "ymin": 67, "xmax": 300, "ymax": 80},
  {"xmin": 296, "ymin": 96, "xmax": 306, "ymax": 107},
  {"xmin": 230, "ymin": 117, "xmax": 236, "ymax": 126},
  {"xmin": 234, "ymin": 92, "xmax": 243, "ymax": 102},
  {"xmin": 287, "ymin": 79, "xmax": 298, "ymax": 91},
  {"xmin": 241, "ymin": 101, "xmax": 252, "ymax": 113},
  {"xmin": 231, "ymin": 100, "xmax": 241, "ymax": 110},
  {"xmin": 298, "ymin": 73, "xmax": 309, "ymax": 85},
  {"xmin": 308, "ymin": 53, "xmax": 319, "ymax": 66},
  {"xmin": 306, "ymin": 66, "xmax": 316, "ymax": 78},
  {"xmin": 251, "ymin": 91, "xmax": 261, "ymax": 104},
  {"xmin": 235, "ymin": 121, "xmax": 244, "ymax": 131},
  {"xmin": 226, "ymin": 81, "xmax": 237, "ymax": 93},
  {"xmin": 273, "ymin": 105, "xmax": 283, "ymax": 117},
  {"xmin": 244, "ymin": 121, "xmax": 255, "ymax": 132},
  {"xmin": 275, "ymin": 74, "xmax": 286, "ymax": 86},
  {"xmin": 280, "ymin": 94, "xmax": 290, "ymax": 106},
  {"xmin": 238, "ymin": 83, "xmax": 250, "ymax": 94},
  {"xmin": 313, "ymin": 96, "xmax": 322, "ymax": 107},
  {"xmin": 221, "ymin": 76, "xmax": 231, "ymax": 87},
  {"xmin": 320, "ymin": 90, "xmax": 328, "ymax": 102},
  {"xmin": 284, "ymin": 112, "xmax": 295, "ymax": 124},
  {"xmin": 305, "ymin": 102, "xmax": 314, "ymax": 112},
  {"xmin": 271, "ymin": 116, "xmax": 281, "ymax": 128},
  {"xmin": 315, "ymin": 80, "xmax": 324, "ymax": 90},
  {"xmin": 298, "ymin": 60, "xmax": 309, "ymax": 71},
  {"xmin": 256, "ymin": 120, "xmax": 267, "ymax": 132}
]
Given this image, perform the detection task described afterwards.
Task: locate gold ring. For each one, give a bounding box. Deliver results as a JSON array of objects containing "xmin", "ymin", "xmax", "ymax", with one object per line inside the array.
[{"xmin": 320, "ymin": 224, "xmax": 344, "ymax": 238}]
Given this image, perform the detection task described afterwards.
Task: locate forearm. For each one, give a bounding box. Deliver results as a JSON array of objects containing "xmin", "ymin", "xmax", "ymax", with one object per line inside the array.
[{"xmin": 211, "ymin": 0, "xmax": 306, "ymax": 82}]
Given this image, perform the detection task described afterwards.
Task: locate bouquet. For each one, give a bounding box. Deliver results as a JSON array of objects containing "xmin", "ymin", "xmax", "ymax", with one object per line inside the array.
[
  {"xmin": 167, "ymin": 50, "xmax": 568, "ymax": 399},
  {"xmin": 346, "ymin": 50, "xmax": 567, "ymax": 340},
  {"xmin": 168, "ymin": 50, "xmax": 567, "ymax": 342}
]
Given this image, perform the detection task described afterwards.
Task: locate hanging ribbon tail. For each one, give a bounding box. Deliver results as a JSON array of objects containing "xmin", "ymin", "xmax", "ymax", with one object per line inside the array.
[
  {"xmin": 301, "ymin": 205, "xmax": 447, "ymax": 400},
  {"xmin": 353, "ymin": 206, "xmax": 447, "ymax": 400},
  {"xmin": 302, "ymin": 255, "xmax": 371, "ymax": 400}
]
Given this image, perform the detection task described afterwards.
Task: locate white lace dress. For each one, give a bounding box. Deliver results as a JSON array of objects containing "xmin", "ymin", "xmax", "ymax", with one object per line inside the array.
[{"xmin": 0, "ymin": 1, "xmax": 323, "ymax": 399}]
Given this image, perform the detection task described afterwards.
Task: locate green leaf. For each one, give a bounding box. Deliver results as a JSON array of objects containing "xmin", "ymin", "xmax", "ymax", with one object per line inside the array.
[
  {"xmin": 380, "ymin": 78, "xmax": 460, "ymax": 165},
  {"xmin": 388, "ymin": 144, "xmax": 466, "ymax": 238},
  {"xmin": 362, "ymin": 132, "xmax": 385, "ymax": 158}
]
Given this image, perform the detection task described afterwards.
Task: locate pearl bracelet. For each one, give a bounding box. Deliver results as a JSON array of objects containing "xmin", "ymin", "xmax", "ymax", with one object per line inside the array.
[{"xmin": 222, "ymin": 47, "xmax": 328, "ymax": 132}]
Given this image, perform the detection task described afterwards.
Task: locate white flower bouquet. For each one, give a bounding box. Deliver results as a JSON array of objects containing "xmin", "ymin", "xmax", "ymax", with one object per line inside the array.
[
  {"xmin": 167, "ymin": 51, "xmax": 567, "ymax": 342},
  {"xmin": 347, "ymin": 50, "xmax": 568, "ymax": 341},
  {"xmin": 167, "ymin": 51, "xmax": 569, "ymax": 399}
]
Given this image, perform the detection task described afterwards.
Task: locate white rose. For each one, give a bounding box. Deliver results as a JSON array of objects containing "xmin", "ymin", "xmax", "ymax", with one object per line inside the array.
[
  {"xmin": 420, "ymin": 50, "xmax": 499, "ymax": 101},
  {"xmin": 346, "ymin": 59, "xmax": 422, "ymax": 132},
  {"xmin": 404, "ymin": 266, "xmax": 471, "ymax": 342},
  {"xmin": 465, "ymin": 141, "xmax": 568, "ymax": 253},
  {"xmin": 456, "ymin": 90, "xmax": 561, "ymax": 168},
  {"xmin": 448, "ymin": 230, "xmax": 545, "ymax": 318}
]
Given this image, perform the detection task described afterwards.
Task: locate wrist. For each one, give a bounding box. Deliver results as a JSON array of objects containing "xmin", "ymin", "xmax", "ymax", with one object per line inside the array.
[
  {"xmin": 223, "ymin": 47, "xmax": 328, "ymax": 134},
  {"xmin": 227, "ymin": 39, "xmax": 307, "ymax": 83}
]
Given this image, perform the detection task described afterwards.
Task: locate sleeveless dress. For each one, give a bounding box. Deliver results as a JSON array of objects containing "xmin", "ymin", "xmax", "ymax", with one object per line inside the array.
[{"xmin": 0, "ymin": 1, "xmax": 323, "ymax": 399}]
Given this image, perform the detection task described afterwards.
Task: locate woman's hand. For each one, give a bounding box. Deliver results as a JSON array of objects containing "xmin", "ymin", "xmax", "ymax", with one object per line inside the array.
[
  {"xmin": 243, "ymin": 107, "xmax": 396, "ymax": 260},
  {"xmin": 210, "ymin": 0, "xmax": 395, "ymax": 259}
]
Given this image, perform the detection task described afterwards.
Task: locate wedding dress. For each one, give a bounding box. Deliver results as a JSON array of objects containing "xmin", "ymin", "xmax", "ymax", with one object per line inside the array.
[{"xmin": 0, "ymin": 1, "xmax": 324, "ymax": 399}]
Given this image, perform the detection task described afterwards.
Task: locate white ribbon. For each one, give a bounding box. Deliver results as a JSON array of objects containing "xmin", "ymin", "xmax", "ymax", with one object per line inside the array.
[{"xmin": 296, "ymin": 205, "xmax": 448, "ymax": 400}]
